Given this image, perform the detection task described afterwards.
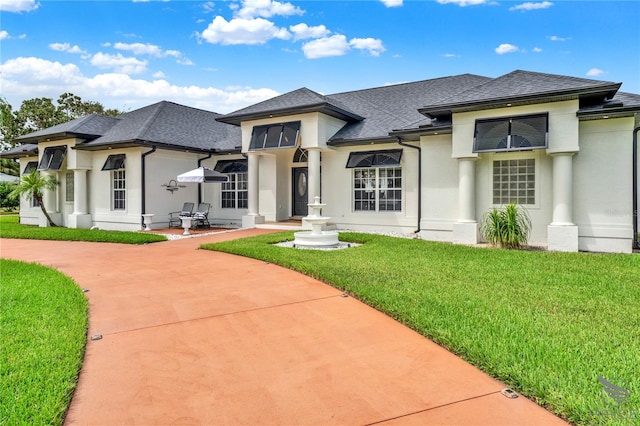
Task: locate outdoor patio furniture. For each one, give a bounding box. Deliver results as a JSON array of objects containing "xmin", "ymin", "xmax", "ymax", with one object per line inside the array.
[
  {"xmin": 168, "ymin": 202, "xmax": 194, "ymax": 228},
  {"xmin": 192, "ymin": 203, "xmax": 210, "ymax": 228}
]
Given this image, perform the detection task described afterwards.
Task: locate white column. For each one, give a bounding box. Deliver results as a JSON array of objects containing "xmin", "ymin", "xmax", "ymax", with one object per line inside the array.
[
  {"xmin": 73, "ymin": 169, "xmax": 88, "ymax": 214},
  {"xmin": 548, "ymin": 152, "xmax": 578, "ymax": 252},
  {"xmin": 307, "ymin": 148, "xmax": 321, "ymax": 203},
  {"xmin": 453, "ymin": 157, "xmax": 479, "ymax": 244},
  {"xmin": 550, "ymin": 152, "xmax": 575, "ymax": 226},
  {"xmin": 43, "ymin": 171, "xmax": 58, "ymax": 214},
  {"xmin": 242, "ymin": 152, "xmax": 265, "ymax": 227}
]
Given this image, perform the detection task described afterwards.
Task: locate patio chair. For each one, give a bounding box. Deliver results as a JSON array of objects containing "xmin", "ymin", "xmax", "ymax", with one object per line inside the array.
[
  {"xmin": 168, "ymin": 202, "xmax": 194, "ymax": 228},
  {"xmin": 192, "ymin": 203, "xmax": 210, "ymax": 228}
]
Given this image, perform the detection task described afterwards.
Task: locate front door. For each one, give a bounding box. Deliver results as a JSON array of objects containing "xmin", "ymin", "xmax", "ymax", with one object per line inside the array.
[{"xmin": 292, "ymin": 167, "xmax": 308, "ymax": 217}]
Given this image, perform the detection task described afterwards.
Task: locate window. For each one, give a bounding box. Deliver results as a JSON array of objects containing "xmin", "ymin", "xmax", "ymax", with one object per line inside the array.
[
  {"xmin": 353, "ymin": 167, "xmax": 402, "ymax": 212},
  {"xmin": 221, "ymin": 173, "xmax": 248, "ymax": 209},
  {"xmin": 112, "ymin": 169, "xmax": 126, "ymax": 210},
  {"xmin": 249, "ymin": 121, "xmax": 300, "ymax": 150},
  {"xmin": 474, "ymin": 113, "xmax": 548, "ymax": 153},
  {"xmin": 102, "ymin": 154, "xmax": 126, "ymax": 171},
  {"xmin": 216, "ymin": 160, "xmax": 248, "ymax": 209},
  {"xmin": 293, "ymin": 147, "xmax": 308, "ymax": 163},
  {"xmin": 38, "ymin": 146, "xmax": 67, "ymax": 170},
  {"xmin": 493, "ymin": 159, "xmax": 535, "ymax": 205},
  {"xmin": 23, "ymin": 161, "xmax": 38, "ymax": 175},
  {"xmin": 346, "ymin": 149, "xmax": 402, "ymax": 168},
  {"xmin": 66, "ymin": 172, "xmax": 74, "ymax": 202}
]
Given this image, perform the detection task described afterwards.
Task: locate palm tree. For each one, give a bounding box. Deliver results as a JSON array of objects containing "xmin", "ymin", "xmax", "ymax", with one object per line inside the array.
[{"xmin": 10, "ymin": 169, "xmax": 59, "ymax": 227}]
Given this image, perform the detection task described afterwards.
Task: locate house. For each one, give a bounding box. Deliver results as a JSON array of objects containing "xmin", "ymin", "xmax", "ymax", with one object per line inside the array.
[{"xmin": 2, "ymin": 70, "xmax": 639, "ymax": 253}]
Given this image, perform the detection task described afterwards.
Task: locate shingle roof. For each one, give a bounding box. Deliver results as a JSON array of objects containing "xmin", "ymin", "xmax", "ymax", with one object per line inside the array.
[
  {"xmin": 0, "ymin": 143, "xmax": 38, "ymax": 159},
  {"xmin": 217, "ymin": 87, "xmax": 365, "ymax": 125},
  {"xmin": 327, "ymin": 74, "xmax": 491, "ymax": 142},
  {"xmin": 419, "ymin": 70, "xmax": 622, "ymax": 117},
  {"xmin": 13, "ymin": 114, "xmax": 119, "ymax": 144},
  {"xmin": 80, "ymin": 102, "xmax": 242, "ymax": 152}
]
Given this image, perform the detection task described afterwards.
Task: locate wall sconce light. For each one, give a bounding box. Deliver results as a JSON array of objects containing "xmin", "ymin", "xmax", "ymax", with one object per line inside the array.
[{"xmin": 161, "ymin": 179, "xmax": 186, "ymax": 194}]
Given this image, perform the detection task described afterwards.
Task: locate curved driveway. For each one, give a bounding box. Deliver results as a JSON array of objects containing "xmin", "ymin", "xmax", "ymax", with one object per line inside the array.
[{"xmin": 2, "ymin": 230, "xmax": 566, "ymax": 425}]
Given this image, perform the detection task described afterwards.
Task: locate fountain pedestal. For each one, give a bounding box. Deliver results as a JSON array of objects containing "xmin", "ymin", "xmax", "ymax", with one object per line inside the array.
[
  {"xmin": 293, "ymin": 196, "xmax": 339, "ymax": 248},
  {"xmin": 141, "ymin": 213, "xmax": 154, "ymax": 231},
  {"xmin": 180, "ymin": 216, "xmax": 193, "ymax": 236}
]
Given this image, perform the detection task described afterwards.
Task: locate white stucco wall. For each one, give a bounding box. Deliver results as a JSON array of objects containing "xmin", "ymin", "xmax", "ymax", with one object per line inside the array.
[
  {"xmin": 321, "ymin": 143, "xmax": 420, "ymax": 233},
  {"xmin": 201, "ymin": 155, "xmax": 247, "ymax": 227},
  {"xmin": 574, "ymin": 117, "xmax": 635, "ymax": 252},
  {"xmin": 16, "ymin": 156, "xmax": 41, "ymax": 226}
]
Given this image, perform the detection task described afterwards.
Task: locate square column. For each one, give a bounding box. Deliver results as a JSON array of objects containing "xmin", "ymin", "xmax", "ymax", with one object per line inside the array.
[
  {"xmin": 68, "ymin": 169, "xmax": 92, "ymax": 229},
  {"xmin": 453, "ymin": 157, "xmax": 479, "ymax": 244},
  {"xmin": 242, "ymin": 151, "xmax": 264, "ymax": 228},
  {"xmin": 547, "ymin": 152, "xmax": 578, "ymax": 252}
]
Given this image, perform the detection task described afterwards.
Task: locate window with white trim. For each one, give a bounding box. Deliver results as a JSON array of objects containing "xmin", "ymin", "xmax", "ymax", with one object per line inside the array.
[
  {"xmin": 353, "ymin": 167, "xmax": 402, "ymax": 212},
  {"xmin": 216, "ymin": 160, "xmax": 248, "ymax": 209},
  {"xmin": 65, "ymin": 172, "xmax": 74, "ymax": 202},
  {"xmin": 493, "ymin": 159, "xmax": 535, "ymax": 205},
  {"xmin": 474, "ymin": 113, "xmax": 548, "ymax": 153},
  {"xmin": 112, "ymin": 169, "xmax": 126, "ymax": 210}
]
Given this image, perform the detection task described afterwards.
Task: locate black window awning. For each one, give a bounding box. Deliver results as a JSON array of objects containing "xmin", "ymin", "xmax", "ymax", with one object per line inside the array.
[
  {"xmin": 214, "ymin": 159, "xmax": 248, "ymax": 173},
  {"xmin": 346, "ymin": 149, "xmax": 403, "ymax": 168},
  {"xmin": 101, "ymin": 154, "xmax": 126, "ymax": 171},
  {"xmin": 38, "ymin": 146, "xmax": 67, "ymax": 171},
  {"xmin": 474, "ymin": 113, "xmax": 548, "ymax": 153},
  {"xmin": 249, "ymin": 121, "xmax": 300, "ymax": 150},
  {"xmin": 23, "ymin": 161, "xmax": 38, "ymax": 175}
]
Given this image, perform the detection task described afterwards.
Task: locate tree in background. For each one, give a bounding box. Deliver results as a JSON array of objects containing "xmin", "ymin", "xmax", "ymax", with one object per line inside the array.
[
  {"xmin": 0, "ymin": 93, "xmax": 123, "ymax": 176},
  {"xmin": 9, "ymin": 169, "xmax": 59, "ymax": 226}
]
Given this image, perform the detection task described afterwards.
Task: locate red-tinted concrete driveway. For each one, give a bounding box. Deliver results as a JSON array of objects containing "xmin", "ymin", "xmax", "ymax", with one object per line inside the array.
[{"xmin": 2, "ymin": 230, "xmax": 567, "ymax": 425}]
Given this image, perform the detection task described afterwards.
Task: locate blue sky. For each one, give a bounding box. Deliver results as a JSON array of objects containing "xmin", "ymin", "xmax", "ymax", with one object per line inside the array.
[{"xmin": 1, "ymin": 0, "xmax": 638, "ymax": 114}]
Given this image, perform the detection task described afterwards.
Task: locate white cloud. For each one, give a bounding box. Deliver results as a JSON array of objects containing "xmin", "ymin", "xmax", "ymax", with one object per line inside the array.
[
  {"xmin": 0, "ymin": 0, "xmax": 39, "ymax": 12},
  {"xmin": 290, "ymin": 23, "xmax": 330, "ymax": 41},
  {"xmin": 234, "ymin": 0, "xmax": 304, "ymax": 19},
  {"xmin": 444, "ymin": 53, "xmax": 460, "ymax": 58},
  {"xmin": 0, "ymin": 31, "xmax": 9, "ymax": 41},
  {"xmin": 380, "ymin": 0, "xmax": 403, "ymax": 7},
  {"xmin": 302, "ymin": 35, "xmax": 350, "ymax": 59},
  {"xmin": 49, "ymin": 42, "xmax": 86, "ymax": 54},
  {"xmin": 199, "ymin": 16, "xmax": 291, "ymax": 45},
  {"xmin": 548, "ymin": 35, "xmax": 570, "ymax": 42},
  {"xmin": 0, "ymin": 56, "xmax": 280, "ymax": 113},
  {"xmin": 0, "ymin": 30, "xmax": 26, "ymax": 40},
  {"xmin": 509, "ymin": 1, "xmax": 553, "ymax": 11},
  {"xmin": 533, "ymin": 47, "xmax": 543, "ymax": 52},
  {"xmin": 436, "ymin": 0, "xmax": 488, "ymax": 6},
  {"xmin": 152, "ymin": 71, "xmax": 167, "ymax": 79},
  {"xmin": 349, "ymin": 38, "xmax": 385, "ymax": 57},
  {"xmin": 90, "ymin": 52, "xmax": 148, "ymax": 74},
  {"xmin": 113, "ymin": 42, "xmax": 164, "ymax": 56},
  {"xmin": 586, "ymin": 68, "xmax": 606, "ymax": 77},
  {"xmin": 495, "ymin": 43, "xmax": 519, "ymax": 54},
  {"xmin": 202, "ymin": 1, "xmax": 216, "ymax": 13}
]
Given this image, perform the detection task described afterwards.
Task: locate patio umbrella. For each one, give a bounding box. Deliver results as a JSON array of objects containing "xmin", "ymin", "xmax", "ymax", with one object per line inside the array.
[{"xmin": 177, "ymin": 166, "xmax": 228, "ymax": 183}]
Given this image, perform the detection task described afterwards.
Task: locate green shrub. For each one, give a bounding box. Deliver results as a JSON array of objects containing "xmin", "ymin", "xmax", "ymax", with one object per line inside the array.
[
  {"xmin": 481, "ymin": 203, "xmax": 531, "ymax": 249},
  {"xmin": 0, "ymin": 181, "xmax": 19, "ymax": 210}
]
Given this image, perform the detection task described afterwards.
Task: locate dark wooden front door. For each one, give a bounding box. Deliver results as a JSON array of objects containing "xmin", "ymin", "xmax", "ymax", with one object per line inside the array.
[{"xmin": 292, "ymin": 167, "xmax": 308, "ymax": 216}]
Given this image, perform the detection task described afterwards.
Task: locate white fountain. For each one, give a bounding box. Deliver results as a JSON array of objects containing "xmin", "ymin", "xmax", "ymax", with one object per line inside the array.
[{"xmin": 293, "ymin": 196, "xmax": 339, "ymax": 248}]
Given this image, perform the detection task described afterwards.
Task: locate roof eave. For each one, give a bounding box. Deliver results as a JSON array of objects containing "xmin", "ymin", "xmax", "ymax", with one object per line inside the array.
[
  {"xmin": 327, "ymin": 135, "xmax": 397, "ymax": 147},
  {"xmin": 218, "ymin": 102, "xmax": 364, "ymax": 126},
  {"xmin": 76, "ymin": 139, "xmax": 220, "ymax": 154},
  {"xmin": 389, "ymin": 125, "xmax": 453, "ymax": 141},
  {"xmin": 419, "ymin": 84, "xmax": 622, "ymax": 118},
  {"xmin": 13, "ymin": 132, "xmax": 101, "ymax": 145},
  {"xmin": 577, "ymin": 106, "xmax": 640, "ymax": 121}
]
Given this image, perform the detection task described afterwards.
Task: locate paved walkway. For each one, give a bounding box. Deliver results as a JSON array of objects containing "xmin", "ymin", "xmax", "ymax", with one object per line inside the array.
[{"xmin": 2, "ymin": 231, "xmax": 567, "ymax": 425}]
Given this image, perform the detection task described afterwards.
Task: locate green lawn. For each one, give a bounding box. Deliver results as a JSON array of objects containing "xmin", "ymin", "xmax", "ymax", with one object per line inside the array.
[
  {"xmin": 0, "ymin": 215, "xmax": 167, "ymax": 244},
  {"xmin": 202, "ymin": 232, "xmax": 640, "ymax": 426},
  {"xmin": 0, "ymin": 260, "xmax": 88, "ymax": 425}
]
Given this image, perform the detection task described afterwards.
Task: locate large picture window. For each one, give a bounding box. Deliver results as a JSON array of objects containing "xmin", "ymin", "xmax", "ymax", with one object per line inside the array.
[
  {"xmin": 493, "ymin": 159, "xmax": 535, "ymax": 205},
  {"xmin": 249, "ymin": 121, "xmax": 300, "ymax": 150},
  {"xmin": 474, "ymin": 113, "xmax": 548, "ymax": 153},
  {"xmin": 353, "ymin": 167, "xmax": 402, "ymax": 212}
]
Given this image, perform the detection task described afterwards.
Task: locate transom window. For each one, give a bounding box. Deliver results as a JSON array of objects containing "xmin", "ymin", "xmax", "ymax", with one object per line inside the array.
[
  {"xmin": 493, "ymin": 159, "xmax": 535, "ymax": 205},
  {"xmin": 293, "ymin": 147, "xmax": 308, "ymax": 163},
  {"xmin": 38, "ymin": 146, "xmax": 67, "ymax": 170},
  {"xmin": 23, "ymin": 161, "xmax": 38, "ymax": 175},
  {"xmin": 474, "ymin": 113, "xmax": 548, "ymax": 153},
  {"xmin": 346, "ymin": 149, "xmax": 402, "ymax": 168},
  {"xmin": 353, "ymin": 167, "xmax": 402, "ymax": 212},
  {"xmin": 249, "ymin": 121, "xmax": 300, "ymax": 150},
  {"xmin": 102, "ymin": 154, "xmax": 126, "ymax": 171}
]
